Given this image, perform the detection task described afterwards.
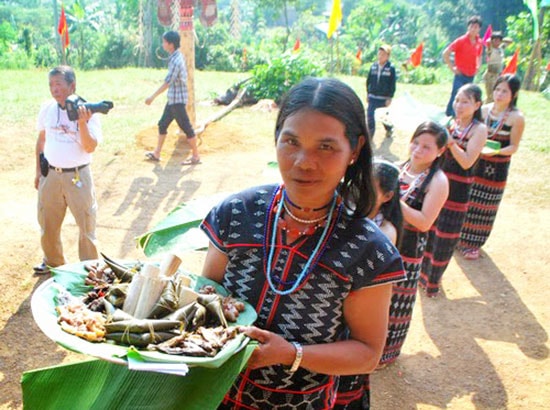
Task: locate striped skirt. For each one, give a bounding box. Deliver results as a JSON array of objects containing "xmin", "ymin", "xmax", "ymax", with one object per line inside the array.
[
  {"xmin": 380, "ymin": 228, "xmax": 427, "ymax": 364},
  {"xmin": 460, "ymin": 155, "xmax": 511, "ymax": 249},
  {"xmin": 420, "ymin": 173, "xmax": 473, "ymax": 296},
  {"xmin": 334, "ymin": 375, "xmax": 370, "ymax": 410}
]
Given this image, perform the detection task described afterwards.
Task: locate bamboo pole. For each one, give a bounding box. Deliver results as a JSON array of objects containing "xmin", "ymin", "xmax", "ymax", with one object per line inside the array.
[
  {"xmin": 178, "ymin": 1, "xmax": 196, "ymax": 127},
  {"xmin": 181, "ymin": 30, "xmax": 196, "ymax": 126}
]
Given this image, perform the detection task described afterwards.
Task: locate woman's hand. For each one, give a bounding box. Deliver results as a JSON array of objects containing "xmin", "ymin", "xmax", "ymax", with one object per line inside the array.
[{"xmin": 239, "ymin": 326, "xmax": 296, "ymax": 370}]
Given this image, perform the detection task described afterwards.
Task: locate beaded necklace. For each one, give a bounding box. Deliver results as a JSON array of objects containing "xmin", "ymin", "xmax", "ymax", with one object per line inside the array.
[
  {"xmin": 283, "ymin": 202, "xmax": 329, "ymax": 224},
  {"xmin": 400, "ymin": 163, "xmax": 430, "ymax": 202},
  {"xmin": 485, "ymin": 106, "xmax": 510, "ymax": 139},
  {"xmin": 283, "ymin": 190, "xmax": 332, "ymax": 212},
  {"xmin": 264, "ymin": 186, "xmax": 342, "ymax": 295},
  {"xmin": 450, "ymin": 120, "xmax": 475, "ymax": 146}
]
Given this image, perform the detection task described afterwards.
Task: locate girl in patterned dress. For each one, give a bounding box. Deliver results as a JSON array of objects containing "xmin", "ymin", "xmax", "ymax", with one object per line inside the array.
[
  {"xmin": 380, "ymin": 121, "xmax": 449, "ymax": 365},
  {"xmin": 199, "ymin": 78, "xmax": 405, "ymax": 410},
  {"xmin": 420, "ymin": 84, "xmax": 487, "ymax": 297},
  {"xmin": 459, "ymin": 74, "xmax": 525, "ymax": 260},
  {"xmin": 335, "ymin": 159, "xmax": 403, "ymax": 409}
]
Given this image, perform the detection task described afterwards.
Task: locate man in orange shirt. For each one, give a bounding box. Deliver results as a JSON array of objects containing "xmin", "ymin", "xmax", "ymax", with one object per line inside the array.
[{"xmin": 443, "ymin": 15, "xmax": 483, "ymax": 116}]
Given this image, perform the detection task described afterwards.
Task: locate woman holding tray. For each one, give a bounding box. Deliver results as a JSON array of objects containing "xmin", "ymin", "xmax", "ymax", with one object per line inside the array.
[
  {"xmin": 420, "ymin": 84, "xmax": 487, "ymax": 297},
  {"xmin": 459, "ymin": 74, "xmax": 525, "ymax": 260},
  {"xmin": 200, "ymin": 77, "xmax": 405, "ymax": 409}
]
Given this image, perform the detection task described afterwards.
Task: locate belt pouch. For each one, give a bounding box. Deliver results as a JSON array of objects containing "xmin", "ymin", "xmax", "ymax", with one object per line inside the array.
[{"xmin": 39, "ymin": 153, "xmax": 49, "ymax": 177}]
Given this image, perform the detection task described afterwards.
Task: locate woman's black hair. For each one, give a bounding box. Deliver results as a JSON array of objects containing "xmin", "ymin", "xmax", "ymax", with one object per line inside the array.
[
  {"xmin": 494, "ymin": 74, "xmax": 521, "ymax": 109},
  {"xmin": 275, "ymin": 77, "xmax": 375, "ymax": 218},
  {"xmin": 456, "ymin": 83, "xmax": 483, "ymax": 121},
  {"xmin": 403, "ymin": 121, "xmax": 448, "ymax": 195},
  {"xmin": 373, "ymin": 160, "xmax": 403, "ymax": 247}
]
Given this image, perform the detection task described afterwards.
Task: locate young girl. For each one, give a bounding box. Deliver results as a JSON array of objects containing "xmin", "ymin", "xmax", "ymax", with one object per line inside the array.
[
  {"xmin": 420, "ymin": 84, "xmax": 487, "ymax": 297},
  {"xmin": 459, "ymin": 74, "xmax": 525, "ymax": 259},
  {"xmin": 335, "ymin": 159, "xmax": 403, "ymax": 409},
  {"xmin": 380, "ymin": 121, "xmax": 449, "ymax": 365},
  {"xmin": 371, "ymin": 159, "xmax": 404, "ymax": 246}
]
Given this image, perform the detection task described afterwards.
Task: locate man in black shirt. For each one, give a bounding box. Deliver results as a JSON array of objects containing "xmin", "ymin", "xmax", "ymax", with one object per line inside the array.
[{"xmin": 366, "ymin": 45, "xmax": 396, "ymax": 139}]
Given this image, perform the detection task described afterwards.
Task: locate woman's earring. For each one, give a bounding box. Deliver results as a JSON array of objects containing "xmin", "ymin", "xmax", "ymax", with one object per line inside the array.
[{"xmin": 349, "ymin": 159, "xmax": 355, "ymax": 165}]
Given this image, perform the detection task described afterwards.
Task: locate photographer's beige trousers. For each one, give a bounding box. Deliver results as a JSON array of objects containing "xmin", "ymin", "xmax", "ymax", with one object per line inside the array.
[{"xmin": 37, "ymin": 165, "xmax": 99, "ymax": 267}]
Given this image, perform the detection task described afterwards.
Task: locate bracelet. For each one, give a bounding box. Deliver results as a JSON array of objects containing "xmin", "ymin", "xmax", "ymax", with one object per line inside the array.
[{"xmin": 289, "ymin": 342, "xmax": 303, "ymax": 373}]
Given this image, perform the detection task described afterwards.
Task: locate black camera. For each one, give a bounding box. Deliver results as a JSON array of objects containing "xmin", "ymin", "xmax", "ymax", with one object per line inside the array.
[{"xmin": 65, "ymin": 94, "xmax": 114, "ymax": 121}]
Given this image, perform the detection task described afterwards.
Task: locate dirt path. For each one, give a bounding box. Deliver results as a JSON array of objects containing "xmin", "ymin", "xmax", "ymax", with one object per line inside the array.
[{"xmin": 0, "ymin": 110, "xmax": 548, "ymax": 409}]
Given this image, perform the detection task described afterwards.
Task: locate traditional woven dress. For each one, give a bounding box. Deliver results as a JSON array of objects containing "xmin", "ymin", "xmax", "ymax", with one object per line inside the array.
[
  {"xmin": 380, "ymin": 165, "xmax": 433, "ymax": 364},
  {"xmin": 420, "ymin": 121, "xmax": 479, "ymax": 296},
  {"xmin": 334, "ymin": 211, "xmax": 384, "ymax": 410},
  {"xmin": 200, "ymin": 184, "xmax": 405, "ymax": 410},
  {"xmin": 460, "ymin": 109, "xmax": 513, "ymax": 250}
]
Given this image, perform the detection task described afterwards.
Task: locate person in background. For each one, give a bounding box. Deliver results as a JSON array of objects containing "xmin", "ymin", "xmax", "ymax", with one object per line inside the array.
[
  {"xmin": 145, "ymin": 30, "xmax": 200, "ymax": 165},
  {"xmin": 366, "ymin": 45, "xmax": 396, "ymax": 139},
  {"xmin": 200, "ymin": 77, "xmax": 405, "ymax": 409},
  {"xmin": 482, "ymin": 32, "xmax": 505, "ymax": 103},
  {"xmin": 34, "ymin": 65, "xmax": 102, "ymax": 274},
  {"xmin": 443, "ymin": 15, "xmax": 484, "ymax": 117},
  {"xmin": 335, "ymin": 158, "xmax": 403, "ymax": 409},
  {"xmin": 380, "ymin": 121, "xmax": 449, "ymax": 366},
  {"xmin": 459, "ymin": 74, "xmax": 525, "ymax": 260},
  {"xmin": 420, "ymin": 84, "xmax": 487, "ymax": 297}
]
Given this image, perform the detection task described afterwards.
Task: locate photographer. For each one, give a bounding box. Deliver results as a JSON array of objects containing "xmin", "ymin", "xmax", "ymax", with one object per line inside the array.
[{"xmin": 33, "ymin": 65, "xmax": 103, "ymax": 274}]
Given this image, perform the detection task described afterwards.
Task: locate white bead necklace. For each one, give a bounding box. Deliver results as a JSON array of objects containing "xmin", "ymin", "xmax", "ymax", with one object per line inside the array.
[{"xmin": 283, "ymin": 202, "xmax": 329, "ymax": 224}]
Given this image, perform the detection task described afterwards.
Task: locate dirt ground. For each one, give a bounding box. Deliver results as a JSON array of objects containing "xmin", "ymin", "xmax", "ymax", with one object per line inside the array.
[{"xmin": 0, "ymin": 108, "xmax": 548, "ymax": 409}]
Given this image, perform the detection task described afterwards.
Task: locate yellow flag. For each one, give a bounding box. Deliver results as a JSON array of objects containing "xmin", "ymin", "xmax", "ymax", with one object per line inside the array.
[{"xmin": 327, "ymin": 0, "xmax": 342, "ymax": 39}]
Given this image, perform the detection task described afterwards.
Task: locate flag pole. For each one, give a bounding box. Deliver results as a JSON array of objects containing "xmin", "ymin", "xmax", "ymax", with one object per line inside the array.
[{"xmin": 52, "ymin": 0, "xmax": 63, "ymax": 64}]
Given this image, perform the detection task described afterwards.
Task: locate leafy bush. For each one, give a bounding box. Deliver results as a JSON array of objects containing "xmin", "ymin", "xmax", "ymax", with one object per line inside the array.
[
  {"xmin": 247, "ymin": 52, "xmax": 325, "ymax": 102},
  {"xmin": 401, "ymin": 66, "xmax": 438, "ymax": 85},
  {"xmin": 0, "ymin": 48, "xmax": 34, "ymax": 69}
]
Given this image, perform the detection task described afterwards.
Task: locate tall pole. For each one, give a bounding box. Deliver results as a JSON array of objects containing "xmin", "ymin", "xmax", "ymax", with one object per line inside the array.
[
  {"xmin": 52, "ymin": 0, "xmax": 62, "ymax": 64},
  {"xmin": 174, "ymin": 0, "xmax": 196, "ymax": 126}
]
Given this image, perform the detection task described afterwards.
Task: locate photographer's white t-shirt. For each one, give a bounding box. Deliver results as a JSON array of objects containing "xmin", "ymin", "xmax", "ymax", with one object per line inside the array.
[{"xmin": 37, "ymin": 100, "xmax": 102, "ymax": 168}]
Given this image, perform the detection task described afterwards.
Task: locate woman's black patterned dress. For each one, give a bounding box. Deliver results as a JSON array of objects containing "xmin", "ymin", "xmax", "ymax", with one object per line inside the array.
[
  {"xmin": 200, "ymin": 184, "xmax": 405, "ymax": 410},
  {"xmin": 380, "ymin": 167, "xmax": 434, "ymax": 364},
  {"xmin": 460, "ymin": 110, "xmax": 514, "ymax": 250},
  {"xmin": 420, "ymin": 121, "xmax": 479, "ymax": 296}
]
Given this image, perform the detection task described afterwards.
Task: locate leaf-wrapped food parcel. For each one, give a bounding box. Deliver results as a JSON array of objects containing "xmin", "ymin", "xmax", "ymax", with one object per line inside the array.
[
  {"xmin": 104, "ymin": 283, "xmax": 129, "ymax": 309},
  {"xmin": 104, "ymin": 318, "xmax": 181, "ymax": 333},
  {"xmin": 106, "ymin": 331, "xmax": 177, "ymax": 347},
  {"xmin": 148, "ymin": 278, "xmax": 180, "ymax": 319}
]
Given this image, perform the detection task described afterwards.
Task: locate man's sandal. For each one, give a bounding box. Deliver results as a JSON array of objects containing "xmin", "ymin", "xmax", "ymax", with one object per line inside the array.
[
  {"xmin": 181, "ymin": 156, "xmax": 201, "ymax": 165},
  {"xmin": 145, "ymin": 152, "xmax": 160, "ymax": 162}
]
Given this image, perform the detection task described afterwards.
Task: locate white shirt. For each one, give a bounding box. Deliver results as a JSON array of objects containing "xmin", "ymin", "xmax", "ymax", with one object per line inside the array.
[{"xmin": 37, "ymin": 100, "xmax": 102, "ymax": 168}]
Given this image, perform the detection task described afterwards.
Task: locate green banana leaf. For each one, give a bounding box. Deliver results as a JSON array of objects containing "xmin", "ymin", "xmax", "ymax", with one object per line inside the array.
[
  {"xmin": 22, "ymin": 342, "xmax": 257, "ymax": 410},
  {"xmin": 135, "ymin": 193, "xmax": 231, "ymax": 257}
]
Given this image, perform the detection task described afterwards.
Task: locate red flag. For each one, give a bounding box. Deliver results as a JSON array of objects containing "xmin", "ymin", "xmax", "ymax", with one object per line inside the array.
[
  {"xmin": 293, "ymin": 38, "xmax": 300, "ymax": 52},
  {"xmin": 409, "ymin": 42, "xmax": 423, "ymax": 67},
  {"xmin": 501, "ymin": 49, "xmax": 519, "ymax": 74},
  {"xmin": 57, "ymin": 7, "xmax": 70, "ymax": 49},
  {"xmin": 355, "ymin": 48, "xmax": 362, "ymax": 62},
  {"xmin": 482, "ymin": 24, "xmax": 493, "ymax": 46}
]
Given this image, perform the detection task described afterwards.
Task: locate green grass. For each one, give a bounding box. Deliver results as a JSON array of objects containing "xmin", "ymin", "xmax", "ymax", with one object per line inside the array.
[{"xmin": 1, "ymin": 68, "xmax": 548, "ymax": 207}]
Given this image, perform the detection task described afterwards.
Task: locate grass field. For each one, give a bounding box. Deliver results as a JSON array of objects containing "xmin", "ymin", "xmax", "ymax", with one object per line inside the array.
[{"xmin": 1, "ymin": 68, "xmax": 548, "ymax": 206}]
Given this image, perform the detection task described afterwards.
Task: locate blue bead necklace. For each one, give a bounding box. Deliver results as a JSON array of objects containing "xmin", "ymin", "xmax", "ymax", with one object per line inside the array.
[{"xmin": 265, "ymin": 186, "xmax": 340, "ymax": 296}]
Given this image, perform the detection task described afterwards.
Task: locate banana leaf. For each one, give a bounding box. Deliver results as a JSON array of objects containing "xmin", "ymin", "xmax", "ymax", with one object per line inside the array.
[
  {"xmin": 22, "ymin": 342, "xmax": 257, "ymax": 410},
  {"xmin": 136, "ymin": 193, "xmax": 231, "ymax": 257}
]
